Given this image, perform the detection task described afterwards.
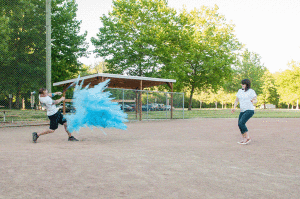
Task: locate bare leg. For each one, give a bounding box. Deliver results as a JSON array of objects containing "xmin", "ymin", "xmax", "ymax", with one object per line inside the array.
[
  {"xmin": 243, "ymin": 132, "xmax": 250, "ymax": 139},
  {"xmin": 38, "ymin": 129, "xmax": 55, "ymax": 136},
  {"xmin": 63, "ymin": 122, "xmax": 72, "ymax": 137}
]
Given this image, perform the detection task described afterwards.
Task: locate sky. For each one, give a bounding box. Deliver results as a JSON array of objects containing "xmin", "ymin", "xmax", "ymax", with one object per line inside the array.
[{"xmin": 75, "ymin": 0, "xmax": 300, "ymax": 73}]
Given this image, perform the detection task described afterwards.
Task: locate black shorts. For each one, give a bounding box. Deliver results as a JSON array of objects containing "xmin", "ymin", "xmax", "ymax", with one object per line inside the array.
[{"xmin": 48, "ymin": 111, "xmax": 67, "ymax": 130}]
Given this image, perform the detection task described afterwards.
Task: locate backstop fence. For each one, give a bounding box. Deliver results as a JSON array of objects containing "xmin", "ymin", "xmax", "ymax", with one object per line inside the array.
[
  {"xmin": 0, "ymin": 0, "xmax": 46, "ymax": 110},
  {"xmin": 106, "ymin": 88, "xmax": 185, "ymax": 121}
]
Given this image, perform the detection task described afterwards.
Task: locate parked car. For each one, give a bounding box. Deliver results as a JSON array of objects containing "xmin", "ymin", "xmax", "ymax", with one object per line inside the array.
[
  {"xmin": 142, "ymin": 105, "xmax": 148, "ymax": 111},
  {"xmin": 121, "ymin": 105, "xmax": 134, "ymax": 112},
  {"xmin": 130, "ymin": 104, "xmax": 136, "ymax": 111},
  {"xmin": 142, "ymin": 104, "xmax": 155, "ymax": 111},
  {"xmin": 150, "ymin": 103, "xmax": 159, "ymax": 111},
  {"xmin": 58, "ymin": 103, "xmax": 76, "ymax": 113},
  {"xmin": 165, "ymin": 105, "xmax": 171, "ymax": 111},
  {"xmin": 157, "ymin": 104, "xmax": 166, "ymax": 111}
]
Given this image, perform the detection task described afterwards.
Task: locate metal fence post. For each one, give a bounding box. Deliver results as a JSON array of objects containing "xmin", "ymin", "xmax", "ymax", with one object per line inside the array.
[
  {"xmin": 122, "ymin": 89, "xmax": 124, "ymax": 113},
  {"xmin": 46, "ymin": 0, "xmax": 51, "ymax": 92},
  {"xmin": 183, "ymin": 93, "xmax": 184, "ymax": 119},
  {"xmin": 147, "ymin": 91, "xmax": 149, "ymax": 120},
  {"xmin": 166, "ymin": 92, "xmax": 168, "ymax": 119}
]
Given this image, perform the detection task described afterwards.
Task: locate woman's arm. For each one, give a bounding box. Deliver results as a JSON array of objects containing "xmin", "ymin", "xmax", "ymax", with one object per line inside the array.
[
  {"xmin": 231, "ymin": 97, "xmax": 239, "ymax": 113},
  {"xmin": 234, "ymin": 98, "xmax": 239, "ymax": 108},
  {"xmin": 251, "ymin": 96, "xmax": 257, "ymax": 105}
]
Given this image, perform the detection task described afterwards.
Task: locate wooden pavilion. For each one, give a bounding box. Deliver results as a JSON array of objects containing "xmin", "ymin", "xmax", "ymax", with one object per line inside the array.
[{"xmin": 53, "ymin": 73, "xmax": 176, "ymax": 121}]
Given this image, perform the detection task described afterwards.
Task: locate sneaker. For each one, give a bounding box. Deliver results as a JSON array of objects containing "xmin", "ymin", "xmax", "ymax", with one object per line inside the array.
[
  {"xmin": 237, "ymin": 140, "xmax": 245, "ymax": 144},
  {"xmin": 32, "ymin": 132, "xmax": 39, "ymax": 143},
  {"xmin": 68, "ymin": 136, "xmax": 79, "ymax": 141},
  {"xmin": 238, "ymin": 138, "xmax": 251, "ymax": 145},
  {"xmin": 244, "ymin": 138, "xmax": 251, "ymax": 144}
]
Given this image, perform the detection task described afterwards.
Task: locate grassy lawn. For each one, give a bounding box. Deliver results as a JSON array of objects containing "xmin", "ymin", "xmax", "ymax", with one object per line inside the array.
[
  {"xmin": 0, "ymin": 108, "xmax": 300, "ymax": 123},
  {"xmin": 0, "ymin": 109, "xmax": 48, "ymax": 122},
  {"xmin": 126, "ymin": 108, "xmax": 300, "ymax": 120}
]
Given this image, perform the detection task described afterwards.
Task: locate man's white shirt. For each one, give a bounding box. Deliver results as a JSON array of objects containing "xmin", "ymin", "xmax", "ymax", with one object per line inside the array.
[{"xmin": 39, "ymin": 95, "xmax": 58, "ymax": 116}]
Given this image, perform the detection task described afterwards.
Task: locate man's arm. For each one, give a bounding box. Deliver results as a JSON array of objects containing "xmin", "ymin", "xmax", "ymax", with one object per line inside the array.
[
  {"xmin": 53, "ymin": 97, "xmax": 65, "ymax": 105},
  {"xmin": 48, "ymin": 92, "xmax": 63, "ymax": 97}
]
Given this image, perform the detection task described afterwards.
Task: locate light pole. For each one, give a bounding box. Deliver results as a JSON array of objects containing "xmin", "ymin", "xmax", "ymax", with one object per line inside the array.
[{"xmin": 46, "ymin": 0, "xmax": 51, "ymax": 92}]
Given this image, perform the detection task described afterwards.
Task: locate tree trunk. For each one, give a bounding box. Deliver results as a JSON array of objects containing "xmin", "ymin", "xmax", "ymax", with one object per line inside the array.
[
  {"xmin": 188, "ymin": 85, "xmax": 195, "ymax": 111},
  {"xmin": 22, "ymin": 98, "xmax": 25, "ymax": 110},
  {"xmin": 16, "ymin": 90, "xmax": 21, "ymax": 109}
]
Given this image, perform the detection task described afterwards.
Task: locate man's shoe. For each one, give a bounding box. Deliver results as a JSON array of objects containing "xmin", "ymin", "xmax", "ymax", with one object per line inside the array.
[
  {"xmin": 68, "ymin": 136, "xmax": 79, "ymax": 141},
  {"xmin": 32, "ymin": 132, "xmax": 39, "ymax": 143}
]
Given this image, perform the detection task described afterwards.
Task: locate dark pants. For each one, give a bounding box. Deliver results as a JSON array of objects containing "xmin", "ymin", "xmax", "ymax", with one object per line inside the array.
[
  {"xmin": 48, "ymin": 111, "xmax": 67, "ymax": 130},
  {"xmin": 238, "ymin": 110, "xmax": 254, "ymax": 134}
]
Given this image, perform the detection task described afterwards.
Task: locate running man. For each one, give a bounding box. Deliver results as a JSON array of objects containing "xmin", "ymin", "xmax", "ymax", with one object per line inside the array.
[
  {"xmin": 32, "ymin": 88, "xmax": 78, "ymax": 143},
  {"xmin": 231, "ymin": 79, "xmax": 257, "ymax": 145}
]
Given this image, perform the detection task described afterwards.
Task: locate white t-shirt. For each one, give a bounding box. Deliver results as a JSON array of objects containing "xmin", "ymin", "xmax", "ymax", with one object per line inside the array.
[
  {"xmin": 236, "ymin": 89, "xmax": 257, "ymax": 112},
  {"xmin": 39, "ymin": 95, "xmax": 58, "ymax": 116}
]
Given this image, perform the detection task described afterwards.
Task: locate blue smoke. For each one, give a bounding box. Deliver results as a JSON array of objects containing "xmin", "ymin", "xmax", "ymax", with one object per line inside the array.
[{"xmin": 65, "ymin": 78, "xmax": 128, "ymax": 133}]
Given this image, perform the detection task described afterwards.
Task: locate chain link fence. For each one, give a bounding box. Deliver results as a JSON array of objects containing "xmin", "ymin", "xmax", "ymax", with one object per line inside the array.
[
  {"xmin": 0, "ymin": 0, "xmax": 184, "ymax": 123},
  {"xmin": 0, "ymin": 0, "xmax": 47, "ymax": 123},
  {"xmin": 0, "ymin": 0, "xmax": 46, "ymax": 110},
  {"xmin": 107, "ymin": 88, "xmax": 184, "ymax": 121}
]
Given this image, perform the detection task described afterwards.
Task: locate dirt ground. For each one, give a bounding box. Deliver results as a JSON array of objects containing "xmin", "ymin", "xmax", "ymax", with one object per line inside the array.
[{"xmin": 0, "ymin": 118, "xmax": 300, "ymax": 199}]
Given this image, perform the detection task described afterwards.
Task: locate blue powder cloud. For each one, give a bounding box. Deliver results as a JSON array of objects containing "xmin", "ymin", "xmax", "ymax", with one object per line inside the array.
[{"xmin": 65, "ymin": 78, "xmax": 128, "ymax": 133}]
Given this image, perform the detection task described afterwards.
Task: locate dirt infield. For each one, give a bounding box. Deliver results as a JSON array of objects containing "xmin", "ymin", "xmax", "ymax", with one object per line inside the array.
[{"xmin": 1, "ymin": 118, "xmax": 300, "ymax": 199}]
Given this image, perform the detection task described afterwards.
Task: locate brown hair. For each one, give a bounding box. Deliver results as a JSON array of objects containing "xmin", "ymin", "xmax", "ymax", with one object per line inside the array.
[
  {"xmin": 241, "ymin": 79, "xmax": 251, "ymax": 91},
  {"xmin": 39, "ymin": 88, "xmax": 47, "ymax": 94}
]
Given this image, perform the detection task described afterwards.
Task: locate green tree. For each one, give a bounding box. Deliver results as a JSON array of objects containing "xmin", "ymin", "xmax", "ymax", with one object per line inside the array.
[
  {"xmin": 177, "ymin": 6, "xmax": 241, "ymax": 110},
  {"xmin": 0, "ymin": 0, "xmax": 89, "ymax": 108},
  {"xmin": 0, "ymin": 0, "xmax": 46, "ymax": 108},
  {"xmin": 79, "ymin": 62, "xmax": 108, "ymax": 76},
  {"xmin": 51, "ymin": 0, "xmax": 89, "ymax": 89},
  {"xmin": 193, "ymin": 90, "xmax": 210, "ymax": 108},
  {"xmin": 224, "ymin": 49, "xmax": 266, "ymax": 94},
  {"xmin": 92, "ymin": 0, "xmax": 179, "ymax": 78},
  {"xmin": 275, "ymin": 61, "xmax": 300, "ymax": 108},
  {"xmin": 257, "ymin": 70, "xmax": 279, "ymax": 109},
  {"xmin": 0, "ymin": 15, "xmax": 10, "ymax": 61}
]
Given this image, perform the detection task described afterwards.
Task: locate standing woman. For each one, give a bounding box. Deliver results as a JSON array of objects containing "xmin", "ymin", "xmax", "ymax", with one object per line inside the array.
[{"xmin": 231, "ymin": 79, "xmax": 257, "ymax": 144}]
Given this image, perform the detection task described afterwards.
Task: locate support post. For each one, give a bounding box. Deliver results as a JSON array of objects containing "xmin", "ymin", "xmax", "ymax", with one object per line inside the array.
[
  {"xmin": 62, "ymin": 84, "xmax": 68, "ymax": 115},
  {"xmin": 46, "ymin": 0, "xmax": 51, "ymax": 92},
  {"xmin": 170, "ymin": 83, "xmax": 173, "ymax": 119},
  {"xmin": 122, "ymin": 89, "xmax": 125, "ymax": 112},
  {"xmin": 182, "ymin": 93, "xmax": 184, "ymax": 119},
  {"xmin": 139, "ymin": 80, "xmax": 142, "ymax": 121},
  {"xmin": 135, "ymin": 92, "xmax": 138, "ymax": 120},
  {"xmin": 147, "ymin": 91, "xmax": 149, "ymax": 120}
]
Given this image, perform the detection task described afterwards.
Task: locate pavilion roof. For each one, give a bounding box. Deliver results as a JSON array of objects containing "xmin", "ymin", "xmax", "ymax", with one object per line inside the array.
[{"xmin": 53, "ymin": 73, "xmax": 176, "ymax": 90}]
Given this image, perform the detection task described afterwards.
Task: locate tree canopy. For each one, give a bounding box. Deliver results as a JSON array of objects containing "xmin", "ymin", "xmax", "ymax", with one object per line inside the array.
[
  {"xmin": 92, "ymin": 0, "xmax": 241, "ymax": 109},
  {"xmin": 0, "ymin": 0, "xmax": 88, "ymax": 108}
]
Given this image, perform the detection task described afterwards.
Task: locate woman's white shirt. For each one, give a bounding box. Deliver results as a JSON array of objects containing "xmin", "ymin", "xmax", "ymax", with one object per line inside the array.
[{"xmin": 236, "ymin": 89, "xmax": 257, "ymax": 112}]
